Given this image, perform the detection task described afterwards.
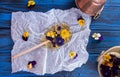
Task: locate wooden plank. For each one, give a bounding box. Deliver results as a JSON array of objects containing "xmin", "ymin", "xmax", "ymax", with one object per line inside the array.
[
  {"xmin": 0, "ymin": 0, "xmax": 120, "ymax": 77},
  {"xmin": 0, "ymin": 52, "xmax": 99, "ymax": 77},
  {"xmin": 0, "ymin": 28, "xmax": 120, "ymax": 54},
  {"xmin": 0, "ymin": 29, "xmax": 99, "ymax": 77},
  {"xmin": 0, "ymin": 6, "xmax": 120, "ymax": 28},
  {"xmin": 0, "ymin": 4, "xmax": 76, "ymax": 13},
  {"xmin": 0, "ymin": 0, "xmax": 75, "ymax": 4},
  {"xmin": 0, "ymin": 0, "xmax": 112, "ymax": 7}
]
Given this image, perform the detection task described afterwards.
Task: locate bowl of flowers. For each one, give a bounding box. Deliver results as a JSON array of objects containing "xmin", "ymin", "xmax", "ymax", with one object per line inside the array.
[{"xmin": 98, "ymin": 46, "xmax": 120, "ymax": 77}]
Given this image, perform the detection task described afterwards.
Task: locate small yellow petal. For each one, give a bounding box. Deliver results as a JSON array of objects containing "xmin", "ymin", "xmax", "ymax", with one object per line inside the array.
[
  {"xmin": 31, "ymin": 2, "xmax": 35, "ymax": 5},
  {"xmin": 46, "ymin": 31, "xmax": 56, "ymax": 38},
  {"xmin": 27, "ymin": 0, "xmax": 35, "ymax": 7},
  {"xmin": 78, "ymin": 19, "xmax": 85, "ymax": 26},
  {"xmin": 60, "ymin": 29, "xmax": 71, "ymax": 40},
  {"xmin": 46, "ymin": 32, "xmax": 51, "ymax": 37},
  {"xmin": 23, "ymin": 31, "xmax": 29, "ymax": 38},
  {"xmin": 92, "ymin": 33, "xmax": 98, "ymax": 38},
  {"xmin": 103, "ymin": 53, "xmax": 111, "ymax": 62},
  {"xmin": 69, "ymin": 51, "xmax": 76, "ymax": 59},
  {"xmin": 27, "ymin": 63, "xmax": 33, "ymax": 70}
]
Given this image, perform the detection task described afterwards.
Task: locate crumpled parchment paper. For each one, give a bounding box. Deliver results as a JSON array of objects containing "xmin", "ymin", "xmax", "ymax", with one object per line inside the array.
[{"xmin": 11, "ymin": 8, "xmax": 91, "ymax": 75}]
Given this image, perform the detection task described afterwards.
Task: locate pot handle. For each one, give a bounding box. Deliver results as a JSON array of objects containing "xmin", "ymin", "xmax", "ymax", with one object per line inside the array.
[{"xmin": 94, "ymin": 6, "xmax": 104, "ymax": 19}]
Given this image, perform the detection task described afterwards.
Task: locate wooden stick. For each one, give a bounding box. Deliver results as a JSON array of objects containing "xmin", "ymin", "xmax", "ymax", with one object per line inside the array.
[{"xmin": 12, "ymin": 40, "xmax": 50, "ymax": 60}]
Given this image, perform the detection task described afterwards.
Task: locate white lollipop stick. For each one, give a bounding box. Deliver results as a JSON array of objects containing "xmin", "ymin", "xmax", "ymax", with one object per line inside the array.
[{"xmin": 12, "ymin": 40, "xmax": 50, "ymax": 60}]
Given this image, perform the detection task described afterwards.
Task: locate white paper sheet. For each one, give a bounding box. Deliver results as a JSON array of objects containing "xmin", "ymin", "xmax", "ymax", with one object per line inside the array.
[{"xmin": 11, "ymin": 8, "xmax": 91, "ymax": 75}]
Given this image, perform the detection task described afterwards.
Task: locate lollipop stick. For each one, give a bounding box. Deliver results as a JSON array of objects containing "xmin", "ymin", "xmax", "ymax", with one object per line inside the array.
[{"xmin": 12, "ymin": 40, "xmax": 50, "ymax": 60}]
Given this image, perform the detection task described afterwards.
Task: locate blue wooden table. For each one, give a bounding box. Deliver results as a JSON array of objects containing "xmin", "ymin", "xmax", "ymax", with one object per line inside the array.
[{"xmin": 0, "ymin": 0, "xmax": 120, "ymax": 77}]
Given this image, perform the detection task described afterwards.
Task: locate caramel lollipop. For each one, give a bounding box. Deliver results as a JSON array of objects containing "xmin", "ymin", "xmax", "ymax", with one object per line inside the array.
[{"xmin": 12, "ymin": 23, "xmax": 72, "ymax": 59}]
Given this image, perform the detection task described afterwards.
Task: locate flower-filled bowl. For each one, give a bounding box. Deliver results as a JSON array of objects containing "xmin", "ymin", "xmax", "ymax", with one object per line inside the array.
[{"xmin": 97, "ymin": 46, "xmax": 120, "ymax": 77}]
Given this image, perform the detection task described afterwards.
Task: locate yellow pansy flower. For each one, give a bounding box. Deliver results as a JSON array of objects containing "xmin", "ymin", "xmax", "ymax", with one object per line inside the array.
[
  {"xmin": 103, "ymin": 53, "xmax": 111, "ymax": 62},
  {"xmin": 78, "ymin": 19, "xmax": 85, "ymax": 27},
  {"xmin": 22, "ymin": 31, "xmax": 29, "ymax": 41},
  {"xmin": 46, "ymin": 31, "xmax": 57, "ymax": 38},
  {"xmin": 27, "ymin": 63, "xmax": 33, "ymax": 70},
  {"xmin": 69, "ymin": 51, "xmax": 77, "ymax": 59},
  {"xmin": 60, "ymin": 29, "xmax": 71, "ymax": 40},
  {"xmin": 27, "ymin": 0, "xmax": 35, "ymax": 7}
]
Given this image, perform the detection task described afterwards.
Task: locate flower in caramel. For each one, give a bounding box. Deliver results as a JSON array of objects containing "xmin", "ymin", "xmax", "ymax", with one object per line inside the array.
[
  {"xmin": 46, "ymin": 31, "xmax": 57, "ymax": 38},
  {"xmin": 60, "ymin": 29, "xmax": 71, "ymax": 40},
  {"xmin": 55, "ymin": 36, "xmax": 64, "ymax": 46}
]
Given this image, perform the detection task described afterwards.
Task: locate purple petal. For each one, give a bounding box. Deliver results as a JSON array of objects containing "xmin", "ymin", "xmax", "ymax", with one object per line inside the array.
[
  {"xmin": 73, "ymin": 53, "xmax": 78, "ymax": 59},
  {"xmin": 99, "ymin": 36, "xmax": 103, "ymax": 41}
]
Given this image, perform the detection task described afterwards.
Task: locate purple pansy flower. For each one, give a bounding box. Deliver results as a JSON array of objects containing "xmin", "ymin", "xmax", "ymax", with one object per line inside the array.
[
  {"xmin": 57, "ymin": 26, "xmax": 61, "ymax": 31},
  {"xmin": 28, "ymin": 61, "xmax": 36, "ymax": 67},
  {"xmin": 55, "ymin": 36, "xmax": 64, "ymax": 46}
]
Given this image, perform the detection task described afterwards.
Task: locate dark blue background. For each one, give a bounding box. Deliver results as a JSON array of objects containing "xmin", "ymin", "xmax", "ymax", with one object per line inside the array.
[{"xmin": 0, "ymin": 0, "xmax": 120, "ymax": 77}]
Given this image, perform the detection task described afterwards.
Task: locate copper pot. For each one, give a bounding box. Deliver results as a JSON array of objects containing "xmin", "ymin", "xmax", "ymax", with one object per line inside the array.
[{"xmin": 75, "ymin": 0, "xmax": 106, "ymax": 18}]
